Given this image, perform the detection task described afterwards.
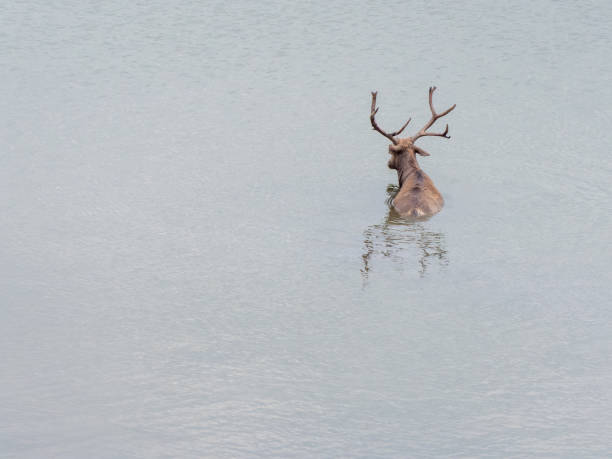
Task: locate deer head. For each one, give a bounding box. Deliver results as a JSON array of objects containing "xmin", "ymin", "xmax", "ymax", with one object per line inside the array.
[{"xmin": 370, "ymin": 87, "xmax": 456, "ymax": 169}]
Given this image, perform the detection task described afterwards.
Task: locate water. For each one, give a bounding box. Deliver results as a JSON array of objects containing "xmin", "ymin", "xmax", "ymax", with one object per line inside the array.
[{"xmin": 2, "ymin": 1, "xmax": 612, "ymax": 457}]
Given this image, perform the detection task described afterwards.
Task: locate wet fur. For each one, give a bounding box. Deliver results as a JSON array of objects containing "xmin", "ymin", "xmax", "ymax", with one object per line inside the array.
[
  {"xmin": 393, "ymin": 167, "xmax": 443, "ymax": 217},
  {"xmin": 388, "ymin": 142, "xmax": 444, "ymax": 217}
]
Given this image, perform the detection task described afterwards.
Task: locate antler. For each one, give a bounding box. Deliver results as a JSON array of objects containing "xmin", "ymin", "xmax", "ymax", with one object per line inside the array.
[
  {"xmin": 411, "ymin": 87, "xmax": 456, "ymax": 142},
  {"xmin": 370, "ymin": 92, "xmax": 411, "ymax": 145}
]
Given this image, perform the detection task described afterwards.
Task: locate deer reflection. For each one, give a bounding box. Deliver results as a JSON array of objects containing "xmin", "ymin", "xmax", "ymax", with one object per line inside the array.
[{"xmin": 361, "ymin": 185, "xmax": 448, "ymax": 279}]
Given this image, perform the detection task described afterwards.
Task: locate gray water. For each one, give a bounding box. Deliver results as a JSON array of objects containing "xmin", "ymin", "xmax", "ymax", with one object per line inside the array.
[{"xmin": 2, "ymin": 1, "xmax": 612, "ymax": 457}]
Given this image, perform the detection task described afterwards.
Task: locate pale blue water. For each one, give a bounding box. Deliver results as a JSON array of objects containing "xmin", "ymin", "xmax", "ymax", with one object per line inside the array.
[{"xmin": 2, "ymin": 1, "xmax": 612, "ymax": 457}]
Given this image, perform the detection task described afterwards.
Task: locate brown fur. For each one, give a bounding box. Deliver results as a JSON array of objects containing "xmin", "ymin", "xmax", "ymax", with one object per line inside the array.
[{"xmin": 387, "ymin": 140, "xmax": 444, "ymax": 217}]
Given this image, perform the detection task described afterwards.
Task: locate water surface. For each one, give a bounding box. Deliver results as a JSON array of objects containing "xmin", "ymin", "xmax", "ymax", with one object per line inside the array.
[{"xmin": 2, "ymin": 1, "xmax": 612, "ymax": 457}]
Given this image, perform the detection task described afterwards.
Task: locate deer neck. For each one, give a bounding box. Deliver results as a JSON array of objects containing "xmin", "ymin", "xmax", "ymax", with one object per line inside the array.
[{"xmin": 396, "ymin": 149, "xmax": 421, "ymax": 187}]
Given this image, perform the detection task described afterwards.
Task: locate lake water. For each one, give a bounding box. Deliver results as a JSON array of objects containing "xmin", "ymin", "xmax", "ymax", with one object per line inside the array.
[{"xmin": 2, "ymin": 1, "xmax": 612, "ymax": 457}]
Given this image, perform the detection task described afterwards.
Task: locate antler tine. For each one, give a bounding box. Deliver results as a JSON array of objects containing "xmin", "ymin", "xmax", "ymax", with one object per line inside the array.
[
  {"xmin": 412, "ymin": 87, "xmax": 456, "ymax": 141},
  {"xmin": 428, "ymin": 86, "xmax": 436, "ymax": 114},
  {"xmin": 389, "ymin": 117, "xmax": 411, "ymax": 137},
  {"xmin": 370, "ymin": 91, "xmax": 400, "ymax": 145}
]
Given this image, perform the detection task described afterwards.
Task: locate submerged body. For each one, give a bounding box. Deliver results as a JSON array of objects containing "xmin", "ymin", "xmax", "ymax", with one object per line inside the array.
[
  {"xmin": 388, "ymin": 140, "xmax": 444, "ymax": 217},
  {"xmin": 393, "ymin": 165, "xmax": 444, "ymax": 217}
]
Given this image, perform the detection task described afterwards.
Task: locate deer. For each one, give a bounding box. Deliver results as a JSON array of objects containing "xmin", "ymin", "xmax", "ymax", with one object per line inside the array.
[{"xmin": 370, "ymin": 87, "xmax": 456, "ymax": 218}]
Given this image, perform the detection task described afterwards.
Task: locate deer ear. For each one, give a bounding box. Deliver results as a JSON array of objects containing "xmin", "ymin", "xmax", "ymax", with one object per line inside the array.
[{"xmin": 413, "ymin": 146, "xmax": 431, "ymax": 156}]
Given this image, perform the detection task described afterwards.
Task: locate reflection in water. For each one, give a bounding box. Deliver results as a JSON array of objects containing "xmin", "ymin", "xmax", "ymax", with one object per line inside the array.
[{"xmin": 361, "ymin": 185, "xmax": 448, "ymax": 279}]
